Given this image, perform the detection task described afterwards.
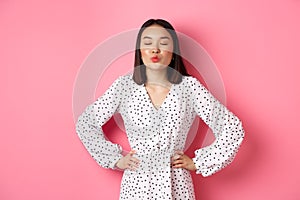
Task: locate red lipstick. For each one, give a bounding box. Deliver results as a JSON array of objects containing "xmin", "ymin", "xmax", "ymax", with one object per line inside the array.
[{"xmin": 151, "ymin": 56, "xmax": 160, "ymax": 62}]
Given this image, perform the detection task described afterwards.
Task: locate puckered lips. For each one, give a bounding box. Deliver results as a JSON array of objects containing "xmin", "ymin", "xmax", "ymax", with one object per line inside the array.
[{"xmin": 151, "ymin": 56, "xmax": 160, "ymax": 63}]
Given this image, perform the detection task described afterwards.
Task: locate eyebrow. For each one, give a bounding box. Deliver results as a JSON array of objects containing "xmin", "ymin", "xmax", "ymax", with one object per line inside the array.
[{"xmin": 142, "ymin": 36, "xmax": 171, "ymax": 40}]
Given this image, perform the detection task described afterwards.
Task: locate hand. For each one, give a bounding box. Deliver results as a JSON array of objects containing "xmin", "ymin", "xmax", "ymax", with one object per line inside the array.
[
  {"xmin": 171, "ymin": 151, "xmax": 197, "ymax": 171},
  {"xmin": 116, "ymin": 150, "xmax": 140, "ymax": 171}
]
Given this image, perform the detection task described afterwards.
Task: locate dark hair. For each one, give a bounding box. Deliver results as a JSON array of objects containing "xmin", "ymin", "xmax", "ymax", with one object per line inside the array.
[{"xmin": 133, "ymin": 19, "xmax": 189, "ymax": 85}]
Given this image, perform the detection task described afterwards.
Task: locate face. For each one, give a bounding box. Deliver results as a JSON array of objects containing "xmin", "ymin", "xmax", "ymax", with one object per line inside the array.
[{"xmin": 140, "ymin": 24, "xmax": 174, "ymax": 70}]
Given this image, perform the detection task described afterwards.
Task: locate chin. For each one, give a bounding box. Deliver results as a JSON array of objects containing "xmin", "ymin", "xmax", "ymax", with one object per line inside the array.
[{"xmin": 145, "ymin": 63, "xmax": 168, "ymax": 70}]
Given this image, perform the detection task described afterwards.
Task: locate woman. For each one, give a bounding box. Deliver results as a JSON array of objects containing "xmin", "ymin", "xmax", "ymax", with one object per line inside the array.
[{"xmin": 76, "ymin": 19, "xmax": 245, "ymax": 200}]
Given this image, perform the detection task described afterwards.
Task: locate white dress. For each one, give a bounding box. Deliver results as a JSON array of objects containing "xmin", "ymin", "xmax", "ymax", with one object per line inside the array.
[{"xmin": 76, "ymin": 74, "xmax": 245, "ymax": 200}]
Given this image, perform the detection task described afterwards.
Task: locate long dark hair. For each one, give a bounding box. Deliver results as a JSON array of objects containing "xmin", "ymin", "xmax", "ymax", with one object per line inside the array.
[{"xmin": 133, "ymin": 19, "xmax": 189, "ymax": 85}]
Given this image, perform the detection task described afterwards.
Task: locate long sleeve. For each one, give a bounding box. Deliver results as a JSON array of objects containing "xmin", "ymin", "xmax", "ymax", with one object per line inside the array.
[
  {"xmin": 190, "ymin": 77, "xmax": 245, "ymax": 177},
  {"xmin": 75, "ymin": 76, "xmax": 124, "ymax": 169}
]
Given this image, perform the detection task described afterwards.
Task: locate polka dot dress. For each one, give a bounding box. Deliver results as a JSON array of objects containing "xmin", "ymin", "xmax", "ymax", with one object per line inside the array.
[{"xmin": 76, "ymin": 74, "xmax": 245, "ymax": 200}]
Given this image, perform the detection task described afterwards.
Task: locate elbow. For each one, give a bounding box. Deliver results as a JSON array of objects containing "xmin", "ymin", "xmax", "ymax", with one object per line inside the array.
[
  {"xmin": 234, "ymin": 118, "xmax": 245, "ymax": 142},
  {"xmin": 238, "ymin": 121, "xmax": 245, "ymax": 141},
  {"xmin": 75, "ymin": 114, "xmax": 85, "ymax": 137}
]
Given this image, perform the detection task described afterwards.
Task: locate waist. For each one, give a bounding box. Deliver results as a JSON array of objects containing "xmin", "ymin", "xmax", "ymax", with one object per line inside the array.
[{"xmin": 127, "ymin": 148, "xmax": 180, "ymax": 173}]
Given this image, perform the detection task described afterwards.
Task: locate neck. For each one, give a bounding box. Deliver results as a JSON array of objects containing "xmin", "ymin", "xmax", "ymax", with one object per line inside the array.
[{"xmin": 145, "ymin": 68, "xmax": 171, "ymax": 87}]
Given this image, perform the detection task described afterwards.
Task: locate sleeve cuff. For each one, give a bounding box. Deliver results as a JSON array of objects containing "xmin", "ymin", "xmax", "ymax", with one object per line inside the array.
[
  {"xmin": 192, "ymin": 157, "xmax": 202, "ymax": 174},
  {"xmin": 108, "ymin": 144, "xmax": 124, "ymax": 169},
  {"xmin": 109, "ymin": 153, "xmax": 123, "ymax": 169}
]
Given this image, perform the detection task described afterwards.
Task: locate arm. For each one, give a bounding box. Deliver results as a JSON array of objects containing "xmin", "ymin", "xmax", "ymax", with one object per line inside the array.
[
  {"xmin": 190, "ymin": 77, "xmax": 245, "ymax": 177},
  {"xmin": 75, "ymin": 76, "xmax": 124, "ymax": 169}
]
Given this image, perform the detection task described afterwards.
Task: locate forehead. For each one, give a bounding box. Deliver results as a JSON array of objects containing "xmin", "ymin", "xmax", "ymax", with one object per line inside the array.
[{"xmin": 141, "ymin": 24, "xmax": 172, "ymax": 39}]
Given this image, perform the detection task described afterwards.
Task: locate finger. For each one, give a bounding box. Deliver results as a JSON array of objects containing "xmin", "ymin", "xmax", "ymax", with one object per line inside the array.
[
  {"xmin": 129, "ymin": 159, "xmax": 140, "ymax": 167},
  {"xmin": 129, "ymin": 149, "xmax": 137, "ymax": 156},
  {"xmin": 126, "ymin": 158, "xmax": 140, "ymax": 167},
  {"xmin": 131, "ymin": 149, "xmax": 137, "ymax": 153},
  {"xmin": 130, "ymin": 163, "xmax": 139, "ymax": 170},
  {"xmin": 174, "ymin": 150, "xmax": 184, "ymax": 155},
  {"xmin": 130, "ymin": 157, "xmax": 140, "ymax": 164},
  {"xmin": 172, "ymin": 163, "xmax": 185, "ymax": 168},
  {"xmin": 126, "ymin": 163, "xmax": 133, "ymax": 170},
  {"xmin": 172, "ymin": 154, "xmax": 181, "ymax": 161},
  {"xmin": 172, "ymin": 159, "xmax": 184, "ymax": 165},
  {"xmin": 127, "ymin": 162, "xmax": 139, "ymax": 171}
]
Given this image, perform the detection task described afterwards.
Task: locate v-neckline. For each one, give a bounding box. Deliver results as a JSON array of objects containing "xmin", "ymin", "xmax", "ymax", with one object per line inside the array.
[{"xmin": 143, "ymin": 83, "xmax": 174, "ymax": 111}]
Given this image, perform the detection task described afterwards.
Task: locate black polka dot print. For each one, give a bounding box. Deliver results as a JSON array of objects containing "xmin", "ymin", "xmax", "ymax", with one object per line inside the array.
[{"xmin": 76, "ymin": 74, "xmax": 245, "ymax": 199}]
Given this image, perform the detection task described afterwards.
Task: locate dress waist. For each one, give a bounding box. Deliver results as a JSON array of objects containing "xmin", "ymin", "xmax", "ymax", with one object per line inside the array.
[{"xmin": 126, "ymin": 148, "xmax": 179, "ymax": 173}]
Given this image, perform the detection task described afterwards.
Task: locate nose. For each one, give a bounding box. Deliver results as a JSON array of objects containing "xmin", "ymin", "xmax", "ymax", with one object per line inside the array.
[{"xmin": 151, "ymin": 48, "xmax": 160, "ymax": 54}]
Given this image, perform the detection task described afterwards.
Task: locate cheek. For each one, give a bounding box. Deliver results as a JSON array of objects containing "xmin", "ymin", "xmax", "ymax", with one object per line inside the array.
[
  {"xmin": 140, "ymin": 49, "xmax": 151, "ymax": 58},
  {"xmin": 140, "ymin": 49, "xmax": 150, "ymax": 64},
  {"xmin": 162, "ymin": 51, "xmax": 173, "ymax": 61}
]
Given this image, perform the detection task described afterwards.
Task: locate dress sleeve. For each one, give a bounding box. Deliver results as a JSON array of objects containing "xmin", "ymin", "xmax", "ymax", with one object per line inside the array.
[
  {"xmin": 190, "ymin": 77, "xmax": 245, "ymax": 177},
  {"xmin": 75, "ymin": 76, "xmax": 124, "ymax": 169}
]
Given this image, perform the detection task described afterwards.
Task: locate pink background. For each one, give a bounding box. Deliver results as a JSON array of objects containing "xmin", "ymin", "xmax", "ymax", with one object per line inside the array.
[{"xmin": 1, "ymin": 0, "xmax": 300, "ymax": 200}]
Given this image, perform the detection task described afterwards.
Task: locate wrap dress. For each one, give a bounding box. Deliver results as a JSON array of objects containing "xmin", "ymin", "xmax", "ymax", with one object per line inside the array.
[{"xmin": 76, "ymin": 74, "xmax": 245, "ymax": 200}]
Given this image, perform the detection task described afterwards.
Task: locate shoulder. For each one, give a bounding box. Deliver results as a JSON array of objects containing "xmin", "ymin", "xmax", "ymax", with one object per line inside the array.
[
  {"xmin": 114, "ymin": 73, "xmax": 133, "ymax": 85},
  {"xmin": 181, "ymin": 75, "xmax": 210, "ymax": 97},
  {"xmin": 181, "ymin": 75, "xmax": 204, "ymax": 87}
]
